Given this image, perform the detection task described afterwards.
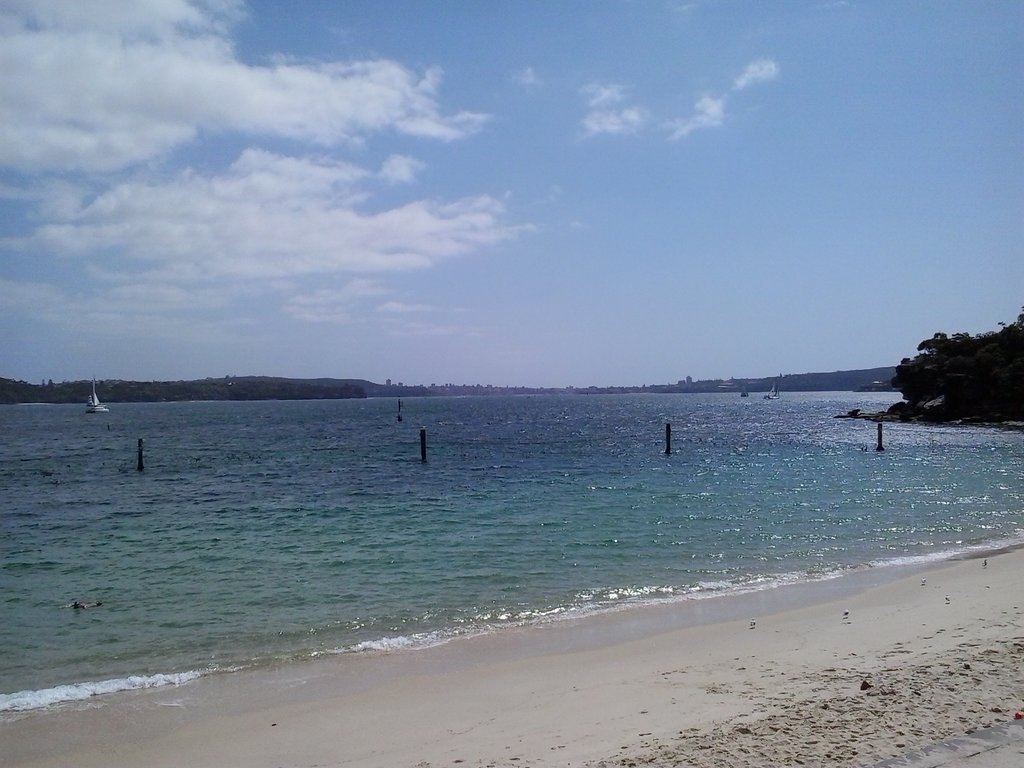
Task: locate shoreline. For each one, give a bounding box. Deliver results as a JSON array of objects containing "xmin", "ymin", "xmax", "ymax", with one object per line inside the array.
[
  {"xmin": 4, "ymin": 545, "xmax": 1023, "ymax": 767},
  {"xmin": 6, "ymin": 536, "xmax": 1020, "ymax": 716}
]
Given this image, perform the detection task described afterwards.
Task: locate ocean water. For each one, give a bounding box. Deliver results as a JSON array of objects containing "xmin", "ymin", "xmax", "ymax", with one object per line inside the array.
[{"xmin": 2, "ymin": 392, "xmax": 1022, "ymax": 713}]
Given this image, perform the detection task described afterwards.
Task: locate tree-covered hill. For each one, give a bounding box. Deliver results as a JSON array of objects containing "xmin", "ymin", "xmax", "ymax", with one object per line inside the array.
[
  {"xmin": 892, "ymin": 308, "xmax": 1024, "ymax": 422},
  {"xmin": 0, "ymin": 376, "xmax": 369, "ymax": 405}
]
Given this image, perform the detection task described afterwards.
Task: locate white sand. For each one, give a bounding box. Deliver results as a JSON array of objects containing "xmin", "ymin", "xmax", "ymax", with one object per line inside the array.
[{"xmin": 3, "ymin": 549, "xmax": 1023, "ymax": 768}]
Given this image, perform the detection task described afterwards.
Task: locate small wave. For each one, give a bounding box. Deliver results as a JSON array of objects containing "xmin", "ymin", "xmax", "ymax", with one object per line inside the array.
[
  {"xmin": 333, "ymin": 630, "xmax": 456, "ymax": 655},
  {"xmin": 693, "ymin": 579, "xmax": 735, "ymax": 592},
  {"xmin": 866, "ymin": 532, "xmax": 1024, "ymax": 569},
  {"xmin": 321, "ymin": 534, "xmax": 1024, "ymax": 663},
  {"xmin": 347, "ymin": 636, "xmax": 419, "ymax": 653},
  {"xmin": 0, "ymin": 670, "xmax": 204, "ymax": 713}
]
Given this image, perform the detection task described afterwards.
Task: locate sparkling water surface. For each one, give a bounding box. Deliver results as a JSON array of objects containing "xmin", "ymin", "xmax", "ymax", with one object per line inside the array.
[{"xmin": 2, "ymin": 393, "xmax": 1022, "ymax": 709}]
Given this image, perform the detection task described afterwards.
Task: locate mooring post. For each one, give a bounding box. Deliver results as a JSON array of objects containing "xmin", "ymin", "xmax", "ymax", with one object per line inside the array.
[
  {"xmin": 420, "ymin": 427, "xmax": 427, "ymax": 463},
  {"xmin": 875, "ymin": 422, "xmax": 884, "ymax": 452},
  {"xmin": 664, "ymin": 422, "xmax": 672, "ymax": 455},
  {"xmin": 137, "ymin": 438, "xmax": 145, "ymax": 471}
]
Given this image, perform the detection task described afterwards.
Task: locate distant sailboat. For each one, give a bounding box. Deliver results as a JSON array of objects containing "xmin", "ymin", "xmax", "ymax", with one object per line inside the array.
[
  {"xmin": 763, "ymin": 375, "xmax": 781, "ymax": 400},
  {"xmin": 86, "ymin": 378, "xmax": 109, "ymax": 413}
]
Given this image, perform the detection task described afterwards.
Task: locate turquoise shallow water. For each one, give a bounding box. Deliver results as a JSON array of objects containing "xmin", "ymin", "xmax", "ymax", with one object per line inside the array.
[{"xmin": 1, "ymin": 392, "xmax": 1022, "ymax": 711}]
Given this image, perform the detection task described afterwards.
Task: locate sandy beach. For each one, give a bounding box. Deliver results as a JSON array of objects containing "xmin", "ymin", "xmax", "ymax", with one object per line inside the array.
[{"xmin": 3, "ymin": 548, "xmax": 1023, "ymax": 768}]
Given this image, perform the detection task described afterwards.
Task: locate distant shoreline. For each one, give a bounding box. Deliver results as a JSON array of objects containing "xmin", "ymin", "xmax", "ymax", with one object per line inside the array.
[{"xmin": 1, "ymin": 367, "xmax": 896, "ymax": 404}]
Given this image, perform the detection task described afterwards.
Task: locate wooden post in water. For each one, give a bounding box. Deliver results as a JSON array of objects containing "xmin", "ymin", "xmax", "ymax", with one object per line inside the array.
[
  {"xmin": 875, "ymin": 422, "xmax": 884, "ymax": 452},
  {"xmin": 137, "ymin": 438, "xmax": 145, "ymax": 471},
  {"xmin": 664, "ymin": 423, "xmax": 672, "ymax": 455},
  {"xmin": 420, "ymin": 428, "xmax": 427, "ymax": 463}
]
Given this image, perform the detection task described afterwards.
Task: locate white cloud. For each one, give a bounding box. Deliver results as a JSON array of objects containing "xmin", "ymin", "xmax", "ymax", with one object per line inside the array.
[
  {"xmin": 104, "ymin": 281, "xmax": 228, "ymax": 313},
  {"xmin": 377, "ymin": 301, "xmax": 434, "ymax": 313},
  {"xmin": 0, "ymin": 273, "xmax": 240, "ymax": 343},
  {"xmin": 666, "ymin": 95, "xmax": 726, "ymax": 139},
  {"xmin": 0, "ymin": 276, "xmax": 65, "ymax": 314},
  {"xmin": 667, "ymin": 2, "xmax": 699, "ymax": 16},
  {"xmin": 385, "ymin": 319, "xmax": 480, "ymax": 338},
  {"xmin": 380, "ymin": 154, "xmax": 426, "ymax": 184},
  {"xmin": 0, "ymin": 2, "xmax": 519, "ymax": 344},
  {"xmin": 582, "ymin": 106, "xmax": 647, "ymax": 137},
  {"xmin": 0, "ymin": 2, "xmax": 488, "ymax": 172},
  {"xmin": 23, "ymin": 149, "xmax": 518, "ymax": 283},
  {"xmin": 583, "ymin": 83, "xmax": 626, "ymax": 109},
  {"xmin": 580, "ymin": 82, "xmax": 648, "ymax": 137},
  {"xmin": 666, "ymin": 58, "xmax": 777, "ymax": 140},
  {"xmin": 1, "ymin": 0, "xmax": 245, "ymax": 38},
  {"xmin": 283, "ymin": 280, "xmax": 390, "ymax": 323},
  {"xmin": 733, "ymin": 58, "xmax": 779, "ymax": 91}
]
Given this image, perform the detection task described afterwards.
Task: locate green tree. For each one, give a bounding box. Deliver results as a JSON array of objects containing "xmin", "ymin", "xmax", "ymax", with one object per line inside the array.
[{"xmin": 893, "ymin": 308, "xmax": 1024, "ymax": 421}]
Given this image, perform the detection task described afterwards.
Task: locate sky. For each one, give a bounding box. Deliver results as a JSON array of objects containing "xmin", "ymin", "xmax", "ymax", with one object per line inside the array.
[{"xmin": 1, "ymin": 1, "xmax": 1021, "ymax": 388}]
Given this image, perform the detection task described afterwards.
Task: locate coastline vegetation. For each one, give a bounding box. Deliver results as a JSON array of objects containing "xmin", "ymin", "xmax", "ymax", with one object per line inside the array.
[
  {"xmin": 0, "ymin": 369, "xmax": 894, "ymax": 405},
  {"xmin": 892, "ymin": 308, "xmax": 1024, "ymax": 422},
  {"xmin": 0, "ymin": 376, "xmax": 369, "ymax": 405}
]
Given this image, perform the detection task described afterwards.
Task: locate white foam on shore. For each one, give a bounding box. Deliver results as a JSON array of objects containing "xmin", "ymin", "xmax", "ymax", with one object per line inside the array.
[
  {"xmin": 346, "ymin": 634, "xmax": 441, "ymax": 653},
  {"xmin": 0, "ymin": 671, "xmax": 204, "ymax": 713},
  {"xmin": 320, "ymin": 533, "xmax": 1024, "ymax": 661},
  {"xmin": 866, "ymin": 532, "xmax": 1024, "ymax": 570}
]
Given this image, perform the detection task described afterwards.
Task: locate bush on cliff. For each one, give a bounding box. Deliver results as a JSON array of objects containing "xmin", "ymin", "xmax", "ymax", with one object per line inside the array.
[{"xmin": 892, "ymin": 308, "xmax": 1024, "ymax": 422}]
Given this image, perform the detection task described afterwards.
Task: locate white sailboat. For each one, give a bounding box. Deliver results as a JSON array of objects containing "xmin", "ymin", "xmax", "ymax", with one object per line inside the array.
[
  {"xmin": 86, "ymin": 378, "xmax": 109, "ymax": 413},
  {"xmin": 763, "ymin": 376, "xmax": 781, "ymax": 400}
]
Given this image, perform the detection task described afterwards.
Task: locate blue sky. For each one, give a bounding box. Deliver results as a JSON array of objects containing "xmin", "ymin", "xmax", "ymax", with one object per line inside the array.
[{"xmin": 1, "ymin": 0, "xmax": 1021, "ymax": 388}]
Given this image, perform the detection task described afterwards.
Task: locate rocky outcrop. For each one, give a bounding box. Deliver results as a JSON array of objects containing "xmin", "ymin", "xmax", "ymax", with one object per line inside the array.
[{"xmin": 887, "ymin": 311, "xmax": 1024, "ymax": 423}]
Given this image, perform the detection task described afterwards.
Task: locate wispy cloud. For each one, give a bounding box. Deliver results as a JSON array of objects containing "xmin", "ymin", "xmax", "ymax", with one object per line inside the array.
[
  {"xmin": 580, "ymin": 82, "xmax": 648, "ymax": 137},
  {"xmin": 284, "ymin": 280, "xmax": 391, "ymax": 323},
  {"xmin": 385, "ymin": 318, "xmax": 481, "ymax": 338},
  {"xmin": 513, "ymin": 66, "xmax": 542, "ymax": 90},
  {"xmin": 0, "ymin": 277, "xmax": 66, "ymax": 315},
  {"xmin": 379, "ymin": 154, "xmax": 426, "ymax": 184},
  {"xmin": 377, "ymin": 301, "xmax": 435, "ymax": 314},
  {"xmin": 666, "ymin": 95, "xmax": 726, "ymax": 140},
  {"xmin": 0, "ymin": 274, "xmax": 241, "ymax": 342},
  {"xmin": 667, "ymin": 2, "xmax": 700, "ymax": 18},
  {"xmin": 579, "ymin": 58, "xmax": 777, "ymax": 141},
  {"xmin": 734, "ymin": 58, "xmax": 780, "ymax": 90},
  {"xmin": 583, "ymin": 83, "xmax": 627, "ymax": 109},
  {"xmin": 666, "ymin": 58, "xmax": 779, "ymax": 140}
]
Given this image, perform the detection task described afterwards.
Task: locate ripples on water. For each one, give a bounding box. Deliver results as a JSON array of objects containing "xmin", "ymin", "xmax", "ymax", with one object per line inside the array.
[{"xmin": 1, "ymin": 393, "xmax": 1022, "ymax": 707}]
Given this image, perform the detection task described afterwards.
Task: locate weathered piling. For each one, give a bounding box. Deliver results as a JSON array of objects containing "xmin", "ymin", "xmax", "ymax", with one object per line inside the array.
[
  {"xmin": 876, "ymin": 422, "xmax": 884, "ymax": 452},
  {"xmin": 137, "ymin": 438, "xmax": 145, "ymax": 471},
  {"xmin": 420, "ymin": 428, "xmax": 427, "ymax": 463},
  {"xmin": 665, "ymin": 423, "xmax": 672, "ymax": 455}
]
